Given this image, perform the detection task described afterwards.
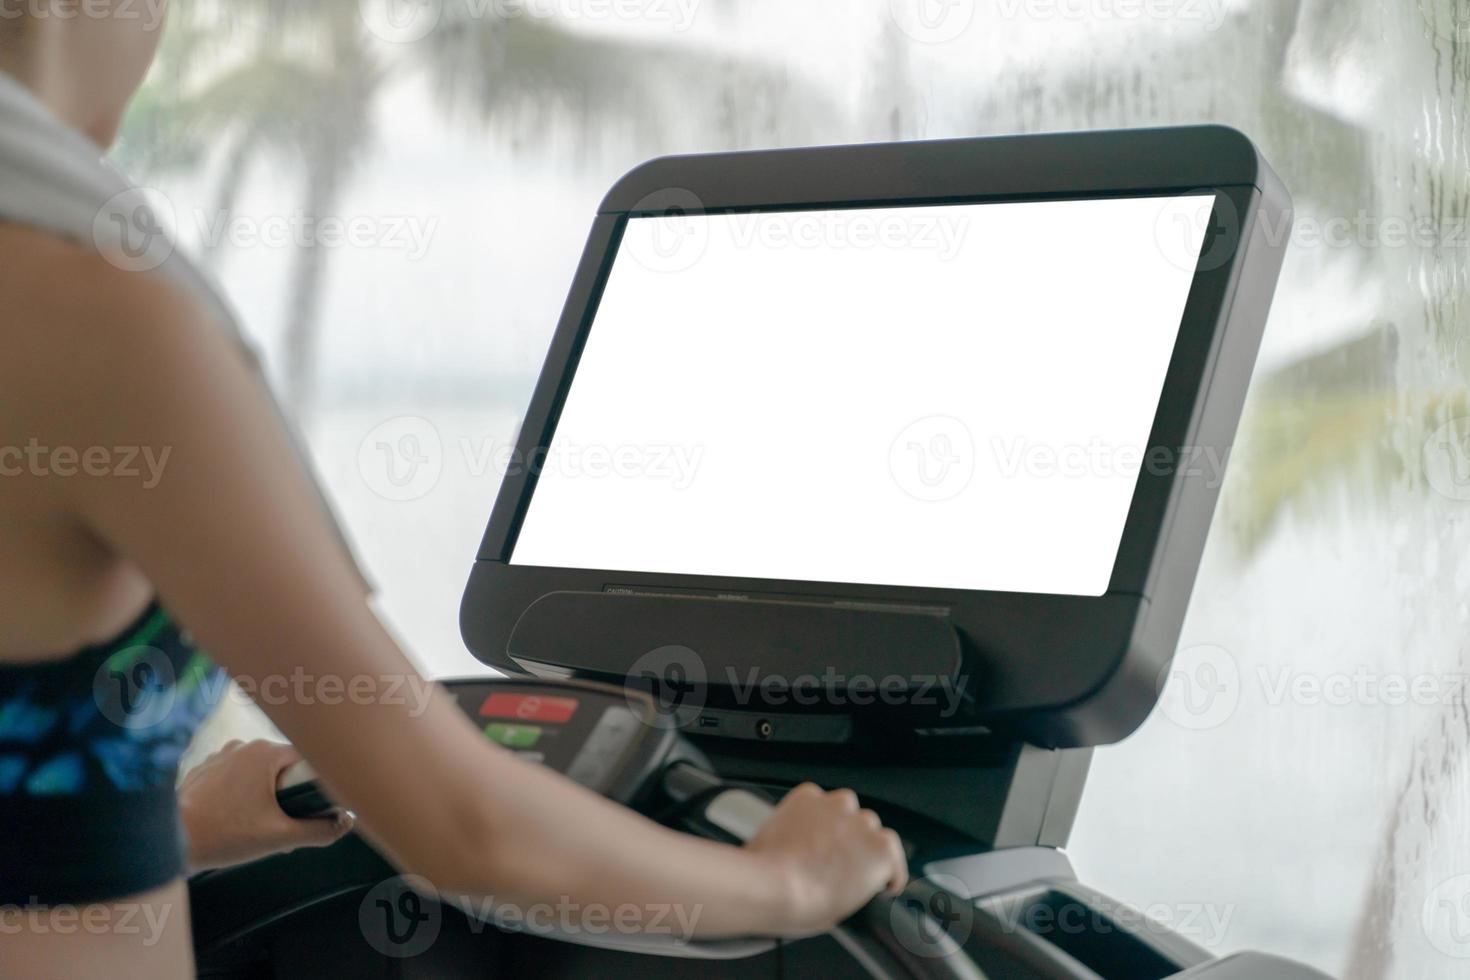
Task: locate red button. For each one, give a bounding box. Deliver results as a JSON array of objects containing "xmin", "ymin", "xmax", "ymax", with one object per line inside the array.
[{"xmin": 479, "ymin": 692, "xmax": 579, "ymax": 724}]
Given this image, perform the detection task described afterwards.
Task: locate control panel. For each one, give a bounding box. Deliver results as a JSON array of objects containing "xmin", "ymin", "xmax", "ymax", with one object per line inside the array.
[{"xmin": 276, "ymin": 678, "xmax": 681, "ymax": 818}]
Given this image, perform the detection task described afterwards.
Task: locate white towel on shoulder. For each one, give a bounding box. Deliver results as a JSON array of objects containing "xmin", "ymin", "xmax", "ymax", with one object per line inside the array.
[{"xmin": 0, "ymin": 70, "xmax": 372, "ymax": 594}]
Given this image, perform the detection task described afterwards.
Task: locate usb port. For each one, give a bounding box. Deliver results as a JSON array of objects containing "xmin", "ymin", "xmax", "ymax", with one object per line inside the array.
[{"xmin": 698, "ymin": 715, "xmax": 720, "ymax": 729}]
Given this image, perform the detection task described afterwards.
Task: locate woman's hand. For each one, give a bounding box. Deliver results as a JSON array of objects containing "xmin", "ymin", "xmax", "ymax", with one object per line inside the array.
[
  {"xmin": 178, "ymin": 739, "xmax": 354, "ymax": 873},
  {"xmin": 744, "ymin": 783, "xmax": 909, "ymax": 938}
]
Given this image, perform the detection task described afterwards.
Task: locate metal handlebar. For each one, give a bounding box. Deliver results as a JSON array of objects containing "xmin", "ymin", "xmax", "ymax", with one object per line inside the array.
[{"xmin": 661, "ymin": 763, "xmax": 988, "ymax": 980}]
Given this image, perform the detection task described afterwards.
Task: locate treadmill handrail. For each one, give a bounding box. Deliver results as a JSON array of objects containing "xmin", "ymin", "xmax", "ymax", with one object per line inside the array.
[{"xmin": 662, "ymin": 762, "xmax": 990, "ymax": 980}]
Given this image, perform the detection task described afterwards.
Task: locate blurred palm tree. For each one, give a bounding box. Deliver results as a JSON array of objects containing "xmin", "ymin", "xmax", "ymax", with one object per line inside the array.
[
  {"xmin": 948, "ymin": 0, "xmax": 1469, "ymax": 556},
  {"xmin": 119, "ymin": 0, "xmax": 1467, "ymax": 550},
  {"xmin": 1223, "ymin": 323, "xmax": 1468, "ymax": 553},
  {"xmin": 117, "ymin": 0, "xmax": 1469, "ymax": 543},
  {"xmin": 116, "ymin": 0, "xmax": 835, "ymax": 415}
]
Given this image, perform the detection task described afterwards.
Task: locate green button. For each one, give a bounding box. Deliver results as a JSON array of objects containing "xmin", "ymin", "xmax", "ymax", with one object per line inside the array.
[{"xmin": 484, "ymin": 722, "xmax": 542, "ymax": 748}]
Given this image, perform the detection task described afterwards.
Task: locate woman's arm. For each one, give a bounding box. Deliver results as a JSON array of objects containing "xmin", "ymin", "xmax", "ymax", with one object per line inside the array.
[{"xmin": 28, "ymin": 250, "xmax": 904, "ymax": 938}]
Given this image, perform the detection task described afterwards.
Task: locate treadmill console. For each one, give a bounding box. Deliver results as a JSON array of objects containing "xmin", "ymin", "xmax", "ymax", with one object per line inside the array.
[{"xmin": 277, "ymin": 679, "xmax": 683, "ymax": 817}]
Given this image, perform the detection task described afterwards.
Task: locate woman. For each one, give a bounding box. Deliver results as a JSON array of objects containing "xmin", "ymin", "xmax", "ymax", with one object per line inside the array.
[{"xmin": 0, "ymin": 5, "xmax": 906, "ymax": 978}]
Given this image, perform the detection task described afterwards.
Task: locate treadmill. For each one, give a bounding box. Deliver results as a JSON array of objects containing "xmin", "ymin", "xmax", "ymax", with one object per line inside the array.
[{"xmin": 191, "ymin": 126, "xmax": 1334, "ymax": 980}]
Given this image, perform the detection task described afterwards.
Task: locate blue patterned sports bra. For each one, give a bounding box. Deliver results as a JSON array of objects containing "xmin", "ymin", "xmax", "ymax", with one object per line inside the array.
[{"xmin": 0, "ymin": 600, "xmax": 224, "ymax": 904}]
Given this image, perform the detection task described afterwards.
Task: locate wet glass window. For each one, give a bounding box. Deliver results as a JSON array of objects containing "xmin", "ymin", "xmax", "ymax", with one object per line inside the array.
[{"xmin": 121, "ymin": 1, "xmax": 1469, "ymax": 974}]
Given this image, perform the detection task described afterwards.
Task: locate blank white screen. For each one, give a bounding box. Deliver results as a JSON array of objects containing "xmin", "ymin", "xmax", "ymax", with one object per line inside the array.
[{"xmin": 510, "ymin": 195, "xmax": 1211, "ymax": 596}]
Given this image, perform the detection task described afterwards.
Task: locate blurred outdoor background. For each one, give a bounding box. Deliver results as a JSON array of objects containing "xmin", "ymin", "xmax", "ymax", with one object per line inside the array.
[{"xmin": 118, "ymin": 0, "xmax": 1469, "ymax": 975}]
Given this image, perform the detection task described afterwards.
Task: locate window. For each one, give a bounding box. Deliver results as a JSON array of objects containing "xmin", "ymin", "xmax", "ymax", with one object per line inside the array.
[{"xmin": 126, "ymin": 2, "xmax": 1469, "ymax": 974}]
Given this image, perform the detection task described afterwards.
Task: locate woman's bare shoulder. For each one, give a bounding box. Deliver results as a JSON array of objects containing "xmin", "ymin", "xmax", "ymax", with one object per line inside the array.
[
  {"xmin": 0, "ymin": 222, "xmax": 205, "ymax": 328},
  {"xmin": 0, "ymin": 223, "xmax": 215, "ymax": 406}
]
